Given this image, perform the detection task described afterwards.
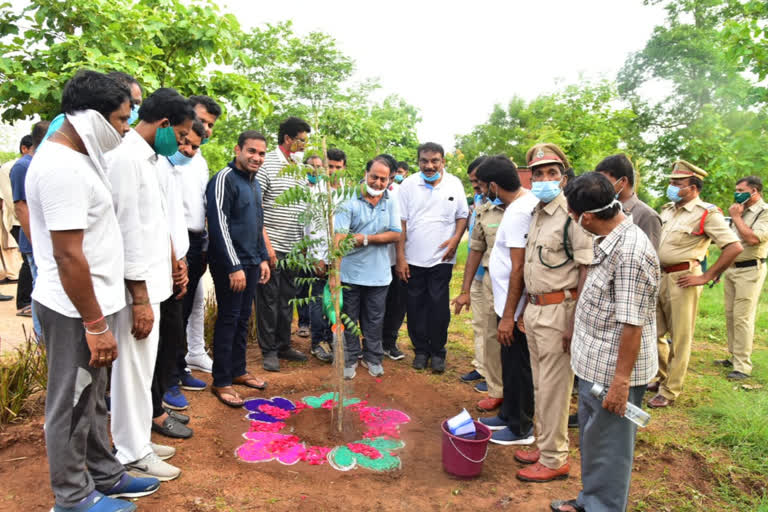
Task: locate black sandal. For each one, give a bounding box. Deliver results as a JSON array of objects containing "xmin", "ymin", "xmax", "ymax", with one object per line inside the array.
[{"xmin": 550, "ymin": 499, "xmax": 585, "ymax": 512}]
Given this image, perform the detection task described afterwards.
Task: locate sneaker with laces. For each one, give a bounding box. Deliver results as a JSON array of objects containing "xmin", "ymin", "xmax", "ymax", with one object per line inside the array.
[
  {"xmin": 365, "ymin": 362, "xmax": 384, "ymax": 377},
  {"xmin": 125, "ymin": 452, "xmax": 181, "ymax": 481},
  {"xmin": 478, "ymin": 415, "xmax": 507, "ymax": 431},
  {"xmin": 185, "ymin": 352, "xmax": 213, "ymax": 373},
  {"xmin": 50, "ymin": 490, "xmax": 136, "ymax": 512},
  {"xmin": 310, "ymin": 343, "xmax": 333, "ymax": 363},
  {"xmin": 162, "ymin": 385, "xmax": 189, "ymax": 410},
  {"xmin": 101, "ymin": 473, "xmax": 160, "ymax": 499},
  {"xmin": 180, "ymin": 372, "xmax": 206, "ymax": 391},
  {"xmin": 490, "ymin": 427, "xmax": 535, "ymax": 446},
  {"xmin": 344, "ymin": 363, "xmax": 357, "ymax": 380},
  {"xmin": 474, "ymin": 381, "xmax": 488, "ymax": 393},
  {"xmin": 151, "ymin": 442, "xmax": 176, "ymax": 461},
  {"xmin": 384, "ymin": 346, "xmax": 405, "ymax": 361}
]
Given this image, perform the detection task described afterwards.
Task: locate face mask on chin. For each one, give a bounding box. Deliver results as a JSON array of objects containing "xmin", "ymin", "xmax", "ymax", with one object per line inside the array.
[
  {"xmin": 420, "ymin": 170, "xmax": 441, "ymax": 183},
  {"xmin": 291, "ymin": 151, "xmax": 305, "ymax": 165},
  {"xmin": 366, "ymin": 184, "xmax": 384, "ymax": 197}
]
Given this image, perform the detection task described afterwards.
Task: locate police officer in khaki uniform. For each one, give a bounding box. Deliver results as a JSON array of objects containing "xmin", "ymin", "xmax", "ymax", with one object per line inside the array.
[
  {"xmin": 649, "ymin": 161, "xmax": 743, "ymax": 408},
  {"xmin": 514, "ymin": 143, "xmax": 593, "ymax": 483},
  {"xmin": 716, "ymin": 176, "xmax": 768, "ymax": 380},
  {"xmin": 452, "ymin": 173, "xmax": 506, "ymax": 412}
]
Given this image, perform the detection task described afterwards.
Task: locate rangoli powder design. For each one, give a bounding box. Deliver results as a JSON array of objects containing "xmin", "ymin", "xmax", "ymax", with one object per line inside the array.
[{"xmin": 235, "ymin": 392, "xmax": 410, "ymax": 471}]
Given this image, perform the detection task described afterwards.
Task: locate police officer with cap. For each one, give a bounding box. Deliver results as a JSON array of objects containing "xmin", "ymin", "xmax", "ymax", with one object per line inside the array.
[{"xmin": 649, "ymin": 160, "xmax": 742, "ymax": 408}]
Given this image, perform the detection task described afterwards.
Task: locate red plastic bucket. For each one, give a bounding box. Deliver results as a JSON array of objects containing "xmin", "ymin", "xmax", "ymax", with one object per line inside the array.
[{"xmin": 441, "ymin": 420, "xmax": 491, "ymax": 478}]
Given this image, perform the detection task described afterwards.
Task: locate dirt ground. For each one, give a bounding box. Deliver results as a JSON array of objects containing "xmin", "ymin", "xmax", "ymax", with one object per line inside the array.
[
  {"xmin": 0, "ymin": 330, "xmax": 720, "ymax": 512},
  {"xmin": 0, "ymin": 280, "xmax": 33, "ymax": 354}
]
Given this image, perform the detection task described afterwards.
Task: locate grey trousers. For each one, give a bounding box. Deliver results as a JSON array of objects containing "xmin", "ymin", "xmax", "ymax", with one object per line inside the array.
[
  {"xmin": 37, "ymin": 301, "xmax": 125, "ymax": 508},
  {"xmin": 342, "ymin": 283, "xmax": 388, "ymax": 367},
  {"xmin": 576, "ymin": 378, "xmax": 647, "ymax": 512}
]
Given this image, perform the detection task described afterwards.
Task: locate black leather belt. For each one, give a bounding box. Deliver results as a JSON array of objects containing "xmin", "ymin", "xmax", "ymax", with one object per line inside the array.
[{"xmin": 733, "ymin": 258, "xmax": 766, "ymax": 269}]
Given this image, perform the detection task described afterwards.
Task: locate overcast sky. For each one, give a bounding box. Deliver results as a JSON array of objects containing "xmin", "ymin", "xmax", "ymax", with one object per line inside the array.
[
  {"xmin": 1, "ymin": 0, "xmax": 667, "ymax": 152},
  {"xmin": 224, "ymin": 0, "xmax": 667, "ymax": 149}
]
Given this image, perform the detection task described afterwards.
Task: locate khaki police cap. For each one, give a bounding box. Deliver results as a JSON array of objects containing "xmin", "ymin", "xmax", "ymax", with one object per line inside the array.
[
  {"xmin": 526, "ymin": 143, "xmax": 570, "ymax": 169},
  {"xmin": 668, "ymin": 160, "xmax": 707, "ymax": 180}
]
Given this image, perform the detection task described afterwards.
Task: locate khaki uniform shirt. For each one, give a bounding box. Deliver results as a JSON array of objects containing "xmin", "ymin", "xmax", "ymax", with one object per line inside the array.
[
  {"xmin": 524, "ymin": 191, "xmax": 593, "ymax": 294},
  {"xmin": 657, "ymin": 196, "xmax": 739, "ymax": 267},
  {"xmin": 469, "ymin": 200, "xmax": 505, "ymax": 268},
  {"xmin": 623, "ymin": 193, "xmax": 661, "ymax": 251},
  {"xmin": 730, "ymin": 198, "xmax": 768, "ymax": 261}
]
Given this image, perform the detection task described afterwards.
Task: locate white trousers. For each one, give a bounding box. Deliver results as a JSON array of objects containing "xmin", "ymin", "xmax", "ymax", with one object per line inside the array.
[
  {"xmin": 110, "ymin": 303, "xmax": 161, "ymax": 465},
  {"xmin": 186, "ymin": 281, "xmax": 206, "ymax": 357}
]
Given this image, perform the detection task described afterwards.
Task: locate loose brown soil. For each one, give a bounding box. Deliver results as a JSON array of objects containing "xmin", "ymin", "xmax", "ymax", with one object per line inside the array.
[
  {"xmin": 284, "ymin": 405, "xmax": 365, "ymax": 446},
  {"xmin": 0, "ymin": 332, "xmax": 722, "ymax": 512}
]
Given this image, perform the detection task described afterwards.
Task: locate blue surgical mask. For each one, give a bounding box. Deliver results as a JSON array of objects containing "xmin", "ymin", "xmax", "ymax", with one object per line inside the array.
[
  {"xmin": 154, "ymin": 125, "xmax": 179, "ymax": 157},
  {"xmin": 394, "ymin": 174, "xmax": 404, "ymax": 184},
  {"xmin": 473, "ymin": 193, "xmax": 484, "ymax": 206},
  {"xmin": 420, "ymin": 170, "xmax": 441, "ymax": 183},
  {"xmin": 201, "ymin": 137, "xmax": 210, "ymax": 145},
  {"xmin": 531, "ymin": 180, "xmax": 562, "ymax": 203},
  {"xmin": 666, "ymin": 184, "xmax": 686, "ymax": 203},
  {"xmin": 168, "ymin": 151, "xmax": 193, "ymax": 166},
  {"xmin": 307, "ymin": 173, "xmax": 318, "ymax": 185},
  {"xmin": 128, "ymin": 104, "xmax": 140, "ymax": 125},
  {"xmin": 42, "ymin": 113, "xmax": 66, "ymax": 144}
]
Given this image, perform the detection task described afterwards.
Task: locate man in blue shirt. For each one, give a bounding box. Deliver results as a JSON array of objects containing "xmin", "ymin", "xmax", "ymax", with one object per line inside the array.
[
  {"xmin": 206, "ymin": 130, "xmax": 271, "ymax": 407},
  {"xmin": 334, "ymin": 156, "xmax": 402, "ymax": 379},
  {"xmin": 10, "ymin": 120, "xmax": 50, "ymax": 335}
]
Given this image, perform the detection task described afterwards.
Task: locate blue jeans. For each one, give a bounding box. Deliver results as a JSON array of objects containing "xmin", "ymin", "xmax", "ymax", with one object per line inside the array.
[
  {"xmin": 342, "ymin": 283, "xmax": 388, "ymax": 367},
  {"xmin": 26, "ymin": 253, "xmax": 42, "ymax": 339},
  {"xmin": 576, "ymin": 379, "xmax": 647, "ymax": 511},
  {"xmin": 309, "ymin": 278, "xmax": 332, "ymax": 347},
  {"xmin": 210, "ymin": 264, "xmax": 260, "ymax": 388}
]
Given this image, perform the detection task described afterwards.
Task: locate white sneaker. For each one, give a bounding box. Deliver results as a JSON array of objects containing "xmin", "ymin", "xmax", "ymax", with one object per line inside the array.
[
  {"xmin": 151, "ymin": 442, "xmax": 176, "ymax": 461},
  {"xmin": 186, "ymin": 352, "xmax": 213, "ymax": 373},
  {"xmin": 344, "ymin": 363, "xmax": 357, "ymax": 380},
  {"xmin": 366, "ymin": 362, "xmax": 384, "ymax": 377},
  {"xmin": 125, "ymin": 451, "xmax": 181, "ymax": 481}
]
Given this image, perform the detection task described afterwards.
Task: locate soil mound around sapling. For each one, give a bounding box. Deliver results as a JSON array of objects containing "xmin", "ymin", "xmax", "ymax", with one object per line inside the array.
[{"xmin": 283, "ymin": 406, "xmax": 365, "ymax": 446}]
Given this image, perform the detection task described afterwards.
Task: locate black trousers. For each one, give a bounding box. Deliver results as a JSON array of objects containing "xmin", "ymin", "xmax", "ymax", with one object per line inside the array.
[
  {"xmin": 152, "ymin": 296, "xmax": 184, "ymax": 417},
  {"xmin": 405, "ymin": 263, "xmax": 453, "ymax": 358},
  {"xmin": 382, "ymin": 266, "xmax": 408, "ymax": 350},
  {"xmin": 11, "ymin": 226, "xmax": 31, "ymax": 309},
  {"xmin": 257, "ymin": 251, "xmax": 297, "ymax": 355},
  {"xmin": 498, "ymin": 322, "xmax": 535, "ymax": 436},
  {"xmin": 296, "ymin": 270, "xmax": 311, "ymax": 328},
  {"xmin": 172, "ymin": 231, "xmax": 206, "ymax": 383}
]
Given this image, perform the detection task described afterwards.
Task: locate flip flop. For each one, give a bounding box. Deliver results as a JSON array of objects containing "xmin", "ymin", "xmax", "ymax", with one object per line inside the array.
[
  {"xmin": 647, "ymin": 394, "xmax": 674, "ymax": 408},
  {"xmin": 16, "ymin": 305, "xmax": 32, "ymax": 317},
  {"xmin": 211, "ymin": 386, "xmax": 245, "ymax": 408},
  {"xmin": 232, "ymin": 373, "xmax": 267, "ymax": 390},
  {"xmin": 550, "ymin": 499, "xmax": 585, "ymax": 512}
]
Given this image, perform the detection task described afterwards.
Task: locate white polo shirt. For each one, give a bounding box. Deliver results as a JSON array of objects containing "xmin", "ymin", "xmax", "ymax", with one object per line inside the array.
[
  {"xmin": 398, "ymin": 171, "xmax": 469, "ymax": 267},
  {"xmin": 26, "ymin": 141, "xmax": 126, "ymax": 317},
  {"xmin": 106, "ymin": 129, "xmax": 173, "ymax": 305},
  {"xmin": 157, "ymin": 156, "xmax": 189, "ymax": 259},
  {"xmin": 181, "ymin": 151, "xmax": 208, "ymax": 232},
  {"xmin": 489, "ymin": 190, "xmax": 539, "ymax": 318}
]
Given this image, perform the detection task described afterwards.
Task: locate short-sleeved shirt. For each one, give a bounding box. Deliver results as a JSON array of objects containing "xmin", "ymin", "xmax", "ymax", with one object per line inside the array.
[
  {"xmin": 25, "ymin": 141, "xmax": 126, "ymax": 318},
  {"xmin": 256, "ymin": 148, "xmax": 306, "ymax": 254},
  {"xmin": 10, "ymin": 154, "xmax": 33, "ymax": 253},
  {"xmin": 730, "ymin": 198, "xmax": 768, "ymax": 261},
  {"xmin": 657, "ymin": 196, "xmax": 740, "ymax": 267},
  {"xmin": 398, "ymin": 171, "xmax": 469, "ymax": 268},
  {"xmin": 335, "ymin": 188, "xmax": 401, "ymax": 287},
  {"xmin": 571, "ymin": 217, "xmax": 660, "ymax": 387},
  {"xmin": 489, "ymin": 191, "xmax": 539, "ymax": 318},
  {"xmin": 524, "ymin": 191, "xmax": 594, "ymax": 294},
  {"xmin": 470, "ymin": 200, "xmax": 505, "ymax": 269},
  {"xmin": 106, "ymin": 129, "xmax": 173, "ymax": 305},
  {"xmin": 623, "ymin": 193, "xmax": 661, "ymax": 252}
]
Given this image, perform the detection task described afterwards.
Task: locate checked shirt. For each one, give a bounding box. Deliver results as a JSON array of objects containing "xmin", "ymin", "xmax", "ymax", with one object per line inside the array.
[{"xmin": 571, "ymin": 217, "xmax": 660, "ymax": 387}]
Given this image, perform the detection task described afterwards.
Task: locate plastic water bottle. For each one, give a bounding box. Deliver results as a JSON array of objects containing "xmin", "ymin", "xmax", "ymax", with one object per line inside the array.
[{"xmin": 589, "ymin": 383, "xmax": 651, "ymax": 428}]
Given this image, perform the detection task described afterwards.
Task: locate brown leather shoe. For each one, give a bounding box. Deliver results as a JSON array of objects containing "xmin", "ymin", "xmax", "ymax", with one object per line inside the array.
[
  {"xmin": 647, "ymin": 394, "xmax": 674, "ymax": 408},
  {"xmin": 516, "ymin": 461, "xmax": 569, "ymax": 482},
  {"xmin": 514, "ymin": 448, "xmax": 540, "ymax": 465},
  {"xmin": 646, "ymin": 381, "xmax": 659, "ymax": 393},
  {"xmin": 476, "ymin": 397, "xmax": 503, "ymax": 412}
]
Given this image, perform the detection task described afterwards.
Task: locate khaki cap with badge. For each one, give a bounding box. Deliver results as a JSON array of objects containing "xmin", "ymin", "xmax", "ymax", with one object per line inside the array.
[
  {"xmin": 526, "ymin": 143, "xmax": 571, "ymax": 169},
  {"xmin": 668, "ymin": 160, "xmax": 707, "ymax": 180}
]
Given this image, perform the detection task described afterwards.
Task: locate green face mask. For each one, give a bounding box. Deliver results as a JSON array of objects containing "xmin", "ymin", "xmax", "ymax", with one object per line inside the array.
[
  {"xmin": 734, "ymin": 191, "xmax": 751, "ymax": 204},
  {"xmin": 154, "ymin": 125, "xmax": 179, "ymax": 157}
]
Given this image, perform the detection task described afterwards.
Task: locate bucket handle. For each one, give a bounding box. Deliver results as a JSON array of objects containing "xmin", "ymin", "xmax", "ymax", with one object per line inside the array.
[{"xmin": 448, "ymin": 436, "xmax": 489, "ymax": 464}]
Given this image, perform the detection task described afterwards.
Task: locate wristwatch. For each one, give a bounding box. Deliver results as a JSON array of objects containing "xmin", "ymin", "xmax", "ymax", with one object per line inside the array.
[{"xmin": 363, "ymin": 234, "xmax": 369, "ymax": 247}]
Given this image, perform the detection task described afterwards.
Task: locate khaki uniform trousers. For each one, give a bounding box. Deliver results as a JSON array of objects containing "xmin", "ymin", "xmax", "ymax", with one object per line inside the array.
[
  {"xmin": 724, "ymin": 262, "xmax": 767, "ymax": 375},
  {"xmin": 656, "ymin": 266, "xmax": 703, "ymax": 400},
  {"xmin": 474, "ymin": 272, "xmax": 502, "ymax": 397},
  {"xmin": 525, "ymin": 300, "xmax": 575, "ymax": 469},
  {"xmin": 470, "ymin": 276, "xmax": 485, "ymax": 372}
]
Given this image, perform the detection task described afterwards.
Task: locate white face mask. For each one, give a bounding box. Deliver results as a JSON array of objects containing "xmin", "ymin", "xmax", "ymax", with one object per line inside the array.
[
  {"xmin": 366, "ymin": 184, "xmax": 384, "ymax": 197},
  {"xmin": 66, "ymin": 109, "xmax": 123, "ymax": 183},
  {"xmin": 577, "ymin": 199, "xmax": 621, "ymax": 229},
  {"xmin": 290, "ymin": 151, "xmax": 305, "ymax": 164}
]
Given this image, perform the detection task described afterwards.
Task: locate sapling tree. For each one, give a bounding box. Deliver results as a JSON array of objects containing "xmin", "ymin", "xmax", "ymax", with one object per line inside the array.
[{"xmin": 275, "ymin": 137, "xmax": 361, "ymax": 433}]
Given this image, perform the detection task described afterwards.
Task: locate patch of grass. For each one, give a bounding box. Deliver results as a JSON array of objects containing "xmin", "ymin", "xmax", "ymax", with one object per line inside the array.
[{"xmin": 0, "ymin": 338, "xmax": 47, "ymax": 425}]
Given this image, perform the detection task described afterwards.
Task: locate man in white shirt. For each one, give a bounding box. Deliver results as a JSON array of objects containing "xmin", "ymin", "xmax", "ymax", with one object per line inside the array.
[
  {"xmin": 107, "ymin": 88, "xmax": 195, "ymax": 482},
  {"xmin": 396, "ymin": 142, "xmax": 469, "ymax": 373},
  {"xmin": 182, "ymin": 95, "xmax": 222, "ymax": 375},
  {"xmin": 27, "ymin": 70, "xmax": 159, "ymax": 512}
]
